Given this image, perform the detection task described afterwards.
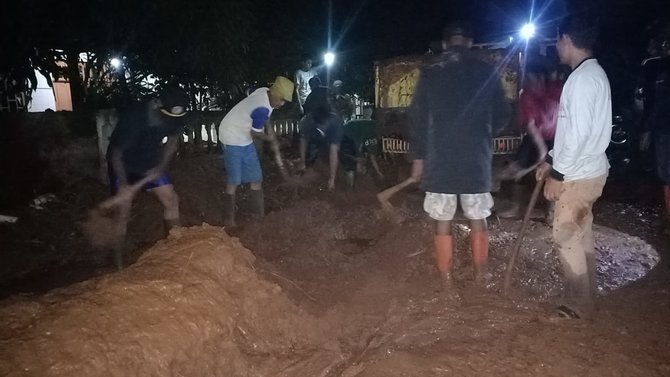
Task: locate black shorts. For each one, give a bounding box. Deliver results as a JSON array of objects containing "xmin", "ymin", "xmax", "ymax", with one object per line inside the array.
[
  {"xmin": 108, "ymin": 169, "xmax": 172, "ymax": 195},
  {"xmin": 304, "ymin": 135, "xmax": 327, "ymax": 166}
]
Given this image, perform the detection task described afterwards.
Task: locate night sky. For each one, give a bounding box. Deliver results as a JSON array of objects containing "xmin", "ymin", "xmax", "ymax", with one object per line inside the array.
[
  {"xmin": 297, "ymin": 0, "xmax": 668, "ymax": 105},
  {"xmin": 310, "ymin": 0, "xmax": 663, "ymax": 58},
  {"xmin": 2, "ymin": 0, "xmax": 669, "ymax": 107}
]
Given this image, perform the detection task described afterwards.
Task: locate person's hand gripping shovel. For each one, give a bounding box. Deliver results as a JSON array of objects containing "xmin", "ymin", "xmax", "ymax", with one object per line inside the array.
[{"xmin": 83, "ymin": 175, "xmax": 155, "ymax": 269}]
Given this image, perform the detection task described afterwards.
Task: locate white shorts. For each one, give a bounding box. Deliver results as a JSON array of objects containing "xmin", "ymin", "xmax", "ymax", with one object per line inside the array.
[{"xmin": 423, "ymin": 192, "xmax": 494, "ymax": 221}]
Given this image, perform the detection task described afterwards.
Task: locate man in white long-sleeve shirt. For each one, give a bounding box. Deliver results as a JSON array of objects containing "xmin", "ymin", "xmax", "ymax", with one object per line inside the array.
[{"xmin": 536, "ymin": 14, "xmax": 612, "ymax": 319}]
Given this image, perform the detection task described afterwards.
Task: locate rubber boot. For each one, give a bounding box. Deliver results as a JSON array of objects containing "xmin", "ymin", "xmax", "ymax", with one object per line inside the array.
[
  {"xmin": 111, "ymin": 238, "xmax": 128, "ymax": 271},
  {"xmin": 223, "ymin": 193, "xmax": 236, "ymax": 227},
  {"xmin": 112, "ymin": 244, "xmax": 125, "ymax": 271},
  {"xmin": 435, "ymin": 234, "xmax": 454, "ymax": 274},
  {"xmin": 663, "ymin": 186, "xmax": 670, "ymax": 236},
  {"xmin": 585, "ymin": 250, "xmax": 598, "ymax": 298},
  {"xmin": 163, "ymin": 218, "xmax": 181, "ymax": 238},
  {"xmin": 249, "ymin": 189, "xmax": 265, "ymax": 217},
  {"xmin": 434, "ymin": 235, "xmax": 459, "ymax": 300},
  {"xmin": 562, "ymin": 273, "xmax": 594, "ymax": 319},
  {"xmin": 346, "ymin": 171, "xmax": 355, "ymax": 190},
  {"xmin": 471, "ymin": 230, "xmax": 490, "ymax": 286}
]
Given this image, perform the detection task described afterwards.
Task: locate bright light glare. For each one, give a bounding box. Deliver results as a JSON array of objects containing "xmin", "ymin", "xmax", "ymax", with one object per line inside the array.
[
  {"xmin": 110, "ymin": 58, "xmax": 121, "ymax": 68},
  {"xmin": 520, "ymin": 23, "xmax": 535, "ymax": 40},
  {"xmin": 324, "ymin": 52, "xmax": 335, "ymax": 67}
]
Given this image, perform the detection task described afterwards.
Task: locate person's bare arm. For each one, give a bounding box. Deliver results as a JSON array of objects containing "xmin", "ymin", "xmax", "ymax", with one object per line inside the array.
[
  {"xmin": 369, "ymin": 154, "xmax": 384, "ymax": 178},
  {"xmin": 299, "ymin": 137, "xmax": 307, "ymax": 170},
  {"xmin": 328, "ymin": 143, "xmax": 339, "ymax": 189},
  {"xmin": 146, "ymin": 136, "xmax": 179, "ymax": 180},
  {"xmin": 410, "ymin": 159, "xmax": 423, "ymax": 183},
  {"xmin": 109, "ymin": 147, "xmax": 128, "ymax": 186},
  {"xmin": 158, "ymin": 136, "xmax": 179, "ymax": 170},
  {"xmin": 252, "ymin": 129, "xmax": 274, "ymax": 142},
  {"xmin": 526, "ymin": 119, "xmax": 548, "ymax": 164},
  {"xmin": 294, "ymin": 72, "xmax": 304, "ymax": 112}
]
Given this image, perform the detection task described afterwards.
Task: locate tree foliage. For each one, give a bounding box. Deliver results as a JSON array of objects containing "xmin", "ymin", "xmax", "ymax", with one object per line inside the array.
[
  {"xmin": 3, "ymin": 0, "xmax": 667, "ymax": 112},
  {"xmin": 1, "ymin": 0, "xmax": 259, "ymax": 110}
]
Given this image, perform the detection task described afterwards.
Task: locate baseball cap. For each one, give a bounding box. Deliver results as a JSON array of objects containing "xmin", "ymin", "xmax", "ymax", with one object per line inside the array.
[
  {"xmin": 333, "ymin": 80, "xmax": 343, "ymax": 87},
  {"xmin": 269, "ymin": 76, "xmax": 294, "ymax": 102},
  {"xmin": 443, "ymin": 21, "xmax": 473, "ymax": 39}
]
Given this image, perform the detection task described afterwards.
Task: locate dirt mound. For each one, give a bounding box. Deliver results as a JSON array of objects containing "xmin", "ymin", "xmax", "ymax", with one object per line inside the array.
[{"xmin": 0, "ymin": 225, "xmax": 340, "ymax": 377}]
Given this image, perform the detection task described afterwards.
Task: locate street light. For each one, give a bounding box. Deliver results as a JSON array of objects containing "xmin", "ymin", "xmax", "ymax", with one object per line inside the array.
[
  {"xmin": 110, "ymin": 57, "xmax": 121, "ymax": 69},
  {"xmin": 324, "ymin": 52, "xmax": 335, "ymax": 67},
  {"xmin": 520, "ymin": 23, "xmax": 536, "ymax": 40}
]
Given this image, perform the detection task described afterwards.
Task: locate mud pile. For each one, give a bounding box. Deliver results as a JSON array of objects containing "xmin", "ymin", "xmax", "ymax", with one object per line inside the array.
[{"xmin": 0, "ymin": 225, "xmax": 339, "ymax": 377}]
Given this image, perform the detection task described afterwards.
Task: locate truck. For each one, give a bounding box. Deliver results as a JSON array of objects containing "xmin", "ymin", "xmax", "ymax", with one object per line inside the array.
[{"xmin": 373, "ymin": 45, "xmax": 526, "ymax": 156}]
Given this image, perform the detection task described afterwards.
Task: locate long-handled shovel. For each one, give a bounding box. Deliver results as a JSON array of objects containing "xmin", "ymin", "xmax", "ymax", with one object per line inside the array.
[
  {"xmin": 376, "ymin": 177, "xmax": 417, "ymax": 222},
  {"xmin": 266, "ymin": 125, "xmax": 291, "ymax": 180},
  {"xmin": 83, "ymin": 175, "xmax": 154, "ymax": 249},
  {"xmin": 503, "ymin": 178, "xmax": 545, "ymax": 295}
]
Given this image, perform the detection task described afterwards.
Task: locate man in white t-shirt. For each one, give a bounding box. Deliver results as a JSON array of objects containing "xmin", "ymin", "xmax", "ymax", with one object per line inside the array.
[
  {"xmin": 218, "ymin": 76, "xmax": 294, "ymax": 226},
  {"xmin": 536, "ymin": 14, "xmax": 612, "ymax": 319},
  {"xmin": 294, "ymin": 55, "xmax": 317, "ymax": 114}
]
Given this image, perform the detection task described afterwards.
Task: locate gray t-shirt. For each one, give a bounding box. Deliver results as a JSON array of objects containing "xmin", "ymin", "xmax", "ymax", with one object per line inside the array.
[{"xmin": 294, "ymin": 68, "xmax": 317, "ymax": 105}]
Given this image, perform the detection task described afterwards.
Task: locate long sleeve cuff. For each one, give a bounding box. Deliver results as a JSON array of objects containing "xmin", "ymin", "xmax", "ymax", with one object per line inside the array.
[
  {"xmin": 545, "ymin": 154, "xmax": 553, "ymax": 165},
  {"xmin": 550, "ymin": 168, "xmax": 564, "ymax": 181}
]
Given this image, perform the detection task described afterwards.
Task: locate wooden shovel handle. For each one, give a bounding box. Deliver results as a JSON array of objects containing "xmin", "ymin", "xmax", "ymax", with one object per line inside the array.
[
  {"xmin": 377, "ymin": 177, "xmax": 417, "ymax": 204},
  {"xmin": 98, "ymin": 175, "xmax": 155, "ymax": 209},
  {"xmin": 266, "ymin": 126, "xmax": 290, "ymax": 180},
  {"xmin": 503, "ymin": 178, "xmax": 545, "ymax": 295}
]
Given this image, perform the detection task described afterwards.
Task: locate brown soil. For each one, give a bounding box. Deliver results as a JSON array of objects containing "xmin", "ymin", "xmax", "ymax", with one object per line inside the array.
[
  {"xmin": 1, "ymin": 149, "xmax": 669, "ymax": 376},
  {"xmin": 0, "ymin": 226, "xmax": 336, "ymax": 376}
]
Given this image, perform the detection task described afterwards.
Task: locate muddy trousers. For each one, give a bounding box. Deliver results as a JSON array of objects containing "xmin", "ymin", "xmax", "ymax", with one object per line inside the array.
[
  {"xmin": 552, "ymin": 175, "xmax": 606, "ymax": 314},
  {"xmin": 662, "ymin": 186, "xmax": 670, "ymax": 235}
]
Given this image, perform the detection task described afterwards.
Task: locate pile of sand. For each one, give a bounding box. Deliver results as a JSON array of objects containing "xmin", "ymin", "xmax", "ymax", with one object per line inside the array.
[{"xmin": 0, "ymin": 225, "xmax": 341, "ymax": 377}]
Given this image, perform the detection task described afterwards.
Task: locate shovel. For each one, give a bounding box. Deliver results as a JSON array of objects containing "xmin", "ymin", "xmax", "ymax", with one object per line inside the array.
[
  {"xmin": 266, "ymin": 125, "xmax": 291, "ymax": 180},
  {"xmin": 376, "ymin": 177, "xmax": 417, "ymax": 221},
  {"xmin": 83, "ymin": 175, "xmax": 154, "ymax": 249},
  {"xmin": 503, "ymin": 178, "xmax": 545, "ymax": 295}
]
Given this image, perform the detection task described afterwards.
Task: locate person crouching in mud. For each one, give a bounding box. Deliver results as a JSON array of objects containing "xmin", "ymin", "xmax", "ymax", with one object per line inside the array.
[
  {"xmin": 297, "ymin": 101, "xmax": 344, "ymax": 190},
  {"xmin": 338, "ymin": 106, "xmax": 384, "ymax": 189}
]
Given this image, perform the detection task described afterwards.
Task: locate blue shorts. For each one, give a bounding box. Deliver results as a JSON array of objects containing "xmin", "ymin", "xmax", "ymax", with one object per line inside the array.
[
  {"xmin": 656, "ymin": 133, "xmax": 670, "ymax": 184},
  {"xmin": 223, "ymin": 144, "xmax": 262, "ymax": 185},
  {"xmin": 109, "ymin": 170, "xmax": 172, "ymax": 195}
]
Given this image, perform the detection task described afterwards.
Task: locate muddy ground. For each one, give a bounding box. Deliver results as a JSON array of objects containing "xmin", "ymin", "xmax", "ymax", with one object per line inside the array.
[{"xmin": 1, "ymin": 144, "xmax": 669, "ymax": 376}]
